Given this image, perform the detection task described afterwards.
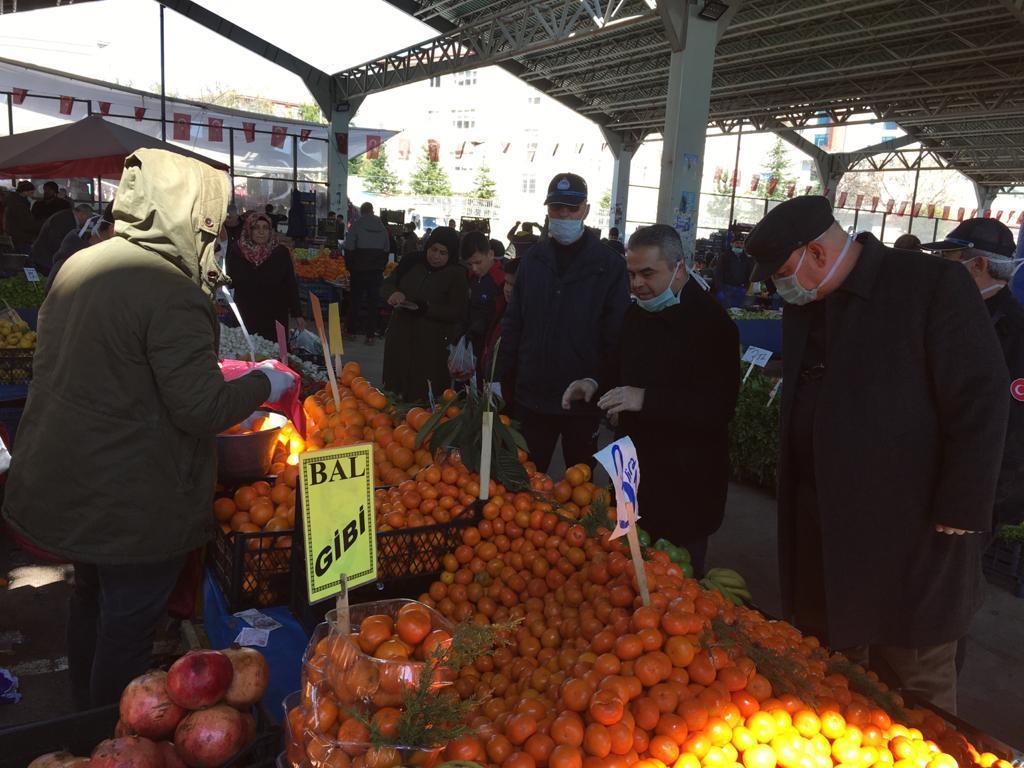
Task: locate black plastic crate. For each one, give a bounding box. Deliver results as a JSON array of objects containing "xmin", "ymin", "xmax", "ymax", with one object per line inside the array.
[
  {"xmin": 982, "ymin": 538, "xmax": 1024, "ymax": 597},
  {"xmin": 208, "ymin": 524, "xmax": 295, "ymax": 611},
  {"xmin": 0, "ymin": 349, "xmax": 32, "ymax": 386},
  {"xmin": 377, "ymin": 502, "xmax": 480, "ymax": 580}
]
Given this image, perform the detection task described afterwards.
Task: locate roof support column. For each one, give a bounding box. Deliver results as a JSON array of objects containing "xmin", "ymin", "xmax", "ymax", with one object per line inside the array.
[
  {"xmin": 656, "ymin": 1, "xmax": 738, "ymax": 253},
  {"xmin": 974, "ymin": 182, "xmax": 998, "ymax": 215},
  {"xmin": 326, "ymin": 96, "xmax": 363, "ymax": 220},
  {"xmin": 603, "ymin": 128, "xmax": 642, "ymax": 234},
  {"xmin": 814, "ymin": 154, "xmax": 846, "ymax": 205}
]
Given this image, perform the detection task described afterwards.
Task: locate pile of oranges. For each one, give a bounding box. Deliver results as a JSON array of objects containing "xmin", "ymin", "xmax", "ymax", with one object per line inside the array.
[
  {"xmin": 213, "ymin": 467, "xmax": 299, "ymax": 543},
  {"xmin": 295, "ymin": 250, "xmax": 349, "ymax": 282},
  {"xmin": 408, "ymin": 507, "xmax": 1009, "ymax": 768}
]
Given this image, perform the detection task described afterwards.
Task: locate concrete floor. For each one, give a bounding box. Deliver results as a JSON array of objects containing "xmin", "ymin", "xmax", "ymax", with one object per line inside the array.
[{"xmin": 1, "ymin": 337, "xmax": 1021, "ymax": 748}]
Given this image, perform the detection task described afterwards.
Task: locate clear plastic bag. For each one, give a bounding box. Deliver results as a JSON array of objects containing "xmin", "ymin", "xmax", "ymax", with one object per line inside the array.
[{"xmin": 447, "ymin": 336, "xmax": 476, "ymax": 382}]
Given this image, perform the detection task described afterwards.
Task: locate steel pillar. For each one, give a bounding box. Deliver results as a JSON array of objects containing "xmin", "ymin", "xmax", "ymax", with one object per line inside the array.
[
  {"xmin": 602, "ymin": 128, "xmax": 639, "ymax": 233},
  {"xmin": 815, "ymin": 153, "xmax": 847, "ymax": 204},
  {"xmin": 974, "ymin": 182, "xmax": 998, "ymax": 214},
  {"xmin": 327, "ymin": 98, "xmax": 363, "ymax": 221}
]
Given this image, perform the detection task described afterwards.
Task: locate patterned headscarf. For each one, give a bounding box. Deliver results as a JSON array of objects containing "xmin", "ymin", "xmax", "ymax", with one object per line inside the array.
[{"xmin": 238, "ymin": 212, "xmax": 278, "ymax": 267}]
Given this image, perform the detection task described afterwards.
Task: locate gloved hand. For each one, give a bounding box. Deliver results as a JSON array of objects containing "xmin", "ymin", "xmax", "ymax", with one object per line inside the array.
[
  {"xmin": 562, "ymin": 378, "xmax": 598, "ymax": 410},
  {"xmin": 257, "ymin": 361, "xmax": 298, "ymax": 401}
]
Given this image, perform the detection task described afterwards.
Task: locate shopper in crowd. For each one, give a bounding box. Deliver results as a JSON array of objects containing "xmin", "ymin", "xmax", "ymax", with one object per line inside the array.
[
  {"xmin": 226, "ymin": 212, "xmax": 303, "ymax": 341},
  {"xmin": 507, "ymin": 220, "xmax": 541, "ymax": 258},
  {"xmin": 495, "ymin": 173, "xmax": 630, "ymax": 472},
  {"xmin": 381, "ymin": 226, "xmax": 468, "ymax": 403},
  {"xmin": 31, "ymin": 181, "xmax": 71, "ymax": 222},
  {"xmin": 461, "ymin": 230, "xmax": 506, "ymax": 373},
  {"xmin": 922, "ymin": 219, "xmax": 1024, "ymax": 529},
  {"xmin": 602, "ymin": 226, "xmax": 625, "ymax": 257},
  {"xmin": 3, "ymin": 149, "xmax": 296, "ymax": 709},
  {"xmin": 32, "ymin": 202, "xmax": 94, "ymax": 275},
  {"xmin": 490, "ymin": 238, "xmax": 506, "ymax": 263},
  {"xmin": 344, "ymin": 202, "xmax": 391, "ymax": 344},
  {"xmin": 264, "ymin": 203, "xmax": 286, "ymax": 228},
  {"xmin": 402, "ymin": 222, "xmax": 420, "ymax": 258},
  {"xmin": 224, "ymin": 204, "xmax": 243, "ymax": 244},
  {"xmin": 448, "ymin": 218, "xmax": 458, "ymax": 230},
  {"xmin": 894, "ymin": 233, "xmax": 923, "ymax": 251},
  {"xmin": 745, "ymin": 195, "xmax": 1008, "ymax": 712},
  {"xmin": 562, "ymin": 225, "xmax": 739, "ymax": 575},
  {"xmin": 3, "ymin": 181, "xmax": 40, "ymax": 252},
  {"xmin": 714, "ymin": 233, "xmax": 753, "ymax": 297},
  {"xmin": 482, "ymin": 258, "xmax": 519, "ymax": 398},
  {"xmin": 45, "ymin": 204, "xmax": 115, "ymax": 294}
]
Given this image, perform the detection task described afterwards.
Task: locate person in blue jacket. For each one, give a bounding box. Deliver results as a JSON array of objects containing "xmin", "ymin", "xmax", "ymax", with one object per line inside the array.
[{"xmin": 494, "ymin": 173, "xmax": 630, "ymax": 472}]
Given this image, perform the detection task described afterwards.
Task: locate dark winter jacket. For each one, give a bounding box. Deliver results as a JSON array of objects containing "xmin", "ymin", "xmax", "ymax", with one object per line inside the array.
[
  {"xmin": 466, "ymin": 260, "xmax": 506, "ymax": 363},
  {"xmin": 31, "ymin": 196, "xmax": 70, "ymax": 222},
  {"xmin": 987, "ymin": 286, "xmax": 1024, "ymax": 526},
  {"xmin": 32, "ymin": 207, "xmax": 78, "ymax": 274},
  {"xmin": 598, "ymin": 279, "xmax": 740, "ymax": 541},
  {"xmin": 226, "ymin": 243, "xmax": 302, "ymax": 341},
  {"xmin": 344, "ymin": 213, "xmax": 390, "ymax": 273},
  {"xmin": 777, "ymin": 233, "xmax": 1008, "ymax": 648},
  {"xmin": 496, "ymin": 230, "xmax": 630, "ymax": 415},
  {"xmin": 2, "ymin": 191, "xmax": 39, "ymax": 249}
]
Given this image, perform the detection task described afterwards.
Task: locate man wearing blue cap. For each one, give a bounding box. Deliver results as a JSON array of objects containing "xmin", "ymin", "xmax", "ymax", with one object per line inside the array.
[
  {"xmin": 745, "ymin": 196, "xmax": 1008, "ymax": 712},
  {"xmin": 495, "ymin": 172, "xmax": 629, "ymax": 472}
]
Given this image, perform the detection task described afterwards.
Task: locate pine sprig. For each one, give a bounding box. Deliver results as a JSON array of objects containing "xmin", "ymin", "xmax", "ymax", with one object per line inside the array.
[
  {"xmin": 579, "ymin": 489, "xmax": 612, "ymax": 539},
  {"xmin": 825, "ymin": 656, "xmax": 907, "ymax": 721}
]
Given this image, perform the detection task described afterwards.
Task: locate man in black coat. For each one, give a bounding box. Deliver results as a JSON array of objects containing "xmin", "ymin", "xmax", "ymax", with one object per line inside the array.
[
  {"xmin": 746, "ymin": 196, "xmax": 1009, "ymax": 713},
  {"xmin": 31, "ymin": 181, "xmax": 71, "ymax": 222},
  {"xmin": 922, "ymin": 218, "xmax": 1024, "ymax": 528},
  {"xmin": 32, "ymin": 203, "xmax": 94, "ymax": 275},
  {"xmin": 495, "ymin": 173, "xmax": 630, "ymax": 472},
  {"xmin": 563, "ymin": 225, "xmax": 739, "ymax": 575}
]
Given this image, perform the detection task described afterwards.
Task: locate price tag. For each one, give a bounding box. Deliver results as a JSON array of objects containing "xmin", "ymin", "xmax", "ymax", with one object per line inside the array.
[
  {"xmin": 741, "ymin": 346, "xmax": 773, "ymax": 368},
  {"xmin": 23, "ymin": 268, "xmax": 39, "ymax": 283}
]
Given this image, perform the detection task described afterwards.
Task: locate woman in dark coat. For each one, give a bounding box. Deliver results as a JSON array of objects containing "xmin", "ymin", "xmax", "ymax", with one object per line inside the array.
[
  {"xmin": 226, "ymin": 212, "xmax": 303, "ymax": 340},
  {"xmin": 381, "ymin": 227, "xmax": 469, "ymax": 404}
]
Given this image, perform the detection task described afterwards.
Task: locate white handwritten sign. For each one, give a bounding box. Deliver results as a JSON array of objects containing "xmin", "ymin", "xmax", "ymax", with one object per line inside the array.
[
  {"xmin": 594, "ymin": 436, "xmax": 640, "ymax": 541},
  {"xmin": 741, "ymin": 346, "xmax": 773, "ymax": 367},
  {"xmin": 23, "ymin": 268, "xmax": 38, "ymax": 283}
]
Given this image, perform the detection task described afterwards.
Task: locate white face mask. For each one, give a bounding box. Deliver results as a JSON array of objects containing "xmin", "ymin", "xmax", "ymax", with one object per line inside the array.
[
  {"xmin": 774, "ymin": 234, "xmax": 854, "ymax": 306},
  {"xmin": 548, "ymin": 218, "xmax": 585, "ymax": 245}
]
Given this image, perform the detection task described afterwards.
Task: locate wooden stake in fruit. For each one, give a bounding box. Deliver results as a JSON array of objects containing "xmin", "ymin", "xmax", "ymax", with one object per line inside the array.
[
  {"xmin": 626, "ymin": 517, "xmax": 651, "ymax": 607},
  {"xmin": 328, "ymin": 302, "xmax": 343, "ymax": 377},
  {"xmin": 309, "ymin": 292, "xmax": 340, "ymax": 411},
  {"xmin": 334, "ymin": 573, "xmax": 350, "ymax": 635},
  {"xmin": 479, "ymin": 411, "xmax": 494, "ymax": 501},
  {"xmin": 594, "ymin": 437, "xmax": 650, "ymax": 606}
]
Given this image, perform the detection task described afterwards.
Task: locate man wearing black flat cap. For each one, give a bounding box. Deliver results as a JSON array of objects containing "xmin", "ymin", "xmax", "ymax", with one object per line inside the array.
[
  {"xmin": 922, "ymin": 219, "xmax": 1024, "ymax": 532},
  {"xmin": 746, "ymin": 196, "xmax": 1009, "ymax": 712},
  {"xmin": 495, "ymin": 172, "xmax": 629, "ymax": 472}
]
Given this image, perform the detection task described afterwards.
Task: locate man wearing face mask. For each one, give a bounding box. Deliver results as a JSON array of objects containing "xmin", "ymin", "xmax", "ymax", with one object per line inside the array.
[
  {"xmin": 922, "ymin": 219, "xmax": 1024, "ymax": 531},
  {"xmin": 562, "ymin": 225, "xmax": 739, "ymax": 575},
  {"xmin": 745, "ymin": 196, "xmax": 1008, "ymax": 712},
  {"xmin": 495, "ymin": 173, "xmax": 630, "ymax": 472}
]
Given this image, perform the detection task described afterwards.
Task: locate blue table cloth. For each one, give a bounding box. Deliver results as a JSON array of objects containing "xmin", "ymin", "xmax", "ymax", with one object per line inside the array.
[{"xmin": 735, "ymin": 318, "xmax": 782, "ymax": 355}]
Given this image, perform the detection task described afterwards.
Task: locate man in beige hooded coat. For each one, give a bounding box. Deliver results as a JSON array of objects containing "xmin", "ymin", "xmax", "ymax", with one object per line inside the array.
[{"xmin": 3, "ymin": 149, "xmax": 294, "ymax": 707}]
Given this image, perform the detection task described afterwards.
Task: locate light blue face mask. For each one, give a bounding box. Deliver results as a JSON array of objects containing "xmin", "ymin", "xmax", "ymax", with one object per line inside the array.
[
  {"xmin": 637, "ymin": 261, "xmax": 682, "ymax": 312},
  {"xmin": 775, "ymin": 234, "xmax": 854, "ymax": 305},
  {"xmin": 548, "ymin": 217, "xmax": 585, "ymax": 245}
]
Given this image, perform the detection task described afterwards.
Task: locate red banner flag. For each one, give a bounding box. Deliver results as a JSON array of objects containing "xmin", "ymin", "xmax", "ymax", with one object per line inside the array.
[
  {"xmin": 300, "ymin": 129, "xmax": 311, "ymax": 142},
  {"xmin": 996, "ymin": 210, "xmax": 1004, "ymax": 221},
  {"xmin": 552, "ymin": 143, "xmax": 559, "ymax": 157},
  {"xmin": 886, "ymin": 198, "xmax": 895, "ymax": 213},
  {"xmin": 502, "ymin": 142, "xmax": 510, "ymax": 154},
  {"xmin": 59, "ymin": 95, "xmax": 74, "ymax": 115},
  {"xmin": 398, "ymin": 138, "xmax": 410, "ymax": 160},
  {"xmin": 912, "ymin": 203, "xmax": 922, "ymax": 217},
  {"xmin": 926, "ymin": 203, "xmax": 935, "ymax": 218},
  {"xmin": 270, "ymin": 125, "xmax": 287, "ymax": 149},
  {"xmin": 984, "ymin": 209, "xmax": 992, "ymax": 218},
  {"xmin": 942, "ymin": 206, "xmax": 950, "ymax": 219},
  {"xmin": 134, "ymin": 106, "xmax": 146, "ymax": 121},
  {"xmin": 173, "ymin": 112, "xmax": 191, "ymax": 141},
  {"xmin": 334, "ymin": 131, "xmax": 348, "ymax": 154},
  {"xmin": 732, "ymin": 171, "xmax": 740, "ymax": 189},
  {"xmin": 786, "ymin": 182, "xmax": 796, "ymax": 199},
  {"xmin": 428, "ymin": 140, "xmax": 440, "ymax": 162},
  {"xmin": 454, "ymin": 141, "xmax": 464, "ymax": 160},
  {"xmin": 766, "ymin": 177, "xmax": 779, "ymax": 196},
  {"xmin": 98, "ymin": 101, "xmax": 111, "ymax": 116},
  {"xmin": 207, "ymin": 117, "xmax": 223, "ymax": 143},
  {"xmin": 12, "ymin": 88, "xmax": 27, "ymax": 105},
  {"xmin": 837, "ymin": 191, "xmax": 848, "ymax": 208},
  {"xmin": 970, "ymin": 209, "xmax": 978, "ymax": 218},
  {"xmin": 871, "ymin": 196, "xmax": 880, "ymax": 212},
  {"xmin": 366, "ymin": 134, "xmax": 381, "ymax": 159},
  {"xmin": 855, "ymin": 194, "xmax": 864, "ymax": 210},
  {"xmin": 958, "ymin": 208, "xmax": 965, "ymax": 221},
  {"xmin": 749, "ymin": 174, "xmax": 761, "ymax": 193},
  {"xmin": 1018, "ymin": 212, "xmax": 1024, "ymax": 225},
  {"xmin": 713, "ymin": 167, "xmax": 723, "ymax": 183},
  {"xmin": 1009, "ymin": 210, "xmax": 1017, "ymax": 223},
  {"xmin": 241, "ymin": 122, "xmax": 255, "ymax": 144},
  {"xmin": 898, "ymin": 201, "xmax": 908, "ymax": 216},
  {"xmin": 804, "ymin": 185, "xmax": 813, "ymax": 196}
]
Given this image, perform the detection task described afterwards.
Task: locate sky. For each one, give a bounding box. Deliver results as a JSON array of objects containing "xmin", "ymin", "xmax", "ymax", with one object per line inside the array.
[{"xmin": 0, "ymin": 0, "xmax": 433, "ymax": 104}]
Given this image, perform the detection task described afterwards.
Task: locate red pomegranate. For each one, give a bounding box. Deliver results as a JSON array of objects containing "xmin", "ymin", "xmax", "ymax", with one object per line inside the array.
[
  {"xmin": 90, "ymin": 736, "xmax": 163, "ymax": 768},
  {"xmin": 156, "ymin": 741, "xmax": 187, "ymax": 768},
  {"xmin": 174, "ymin": 705, "xmax": 246, "ymax": 768},
  {"xmin": 221, "ymin": 647, "xmax": 269, "ymax": 708},
  {"xmin": 119, "ymin": 670, "xmax": 186, "ymax": 740},
  {"xmin": 239, "ymin": 711, "xmax": 257, "ymax": 745},
  {"xmin": 165, "ymin": 650, "xmax": 233, "ymax": 710}
]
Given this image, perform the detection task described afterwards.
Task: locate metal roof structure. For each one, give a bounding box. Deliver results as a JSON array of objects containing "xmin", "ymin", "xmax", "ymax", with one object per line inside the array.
[
  {"xmin": 326, "ymin": 0, "xmax": 1024, "ymax": 192},
  {"xmin": 0, "ymin": 0, "xmax": 93, "ymax": 14}
]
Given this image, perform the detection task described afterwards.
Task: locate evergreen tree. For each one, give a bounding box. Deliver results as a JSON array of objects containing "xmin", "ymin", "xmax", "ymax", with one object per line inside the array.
[
  {"xmin": 362, "ymin": 146, "xmax": 400, "ymax": 196},
  {"xmin": 299, "ymin": 102, "xmax": 323, "ymax": 123},
  {"xmin": 762, "ymin": 138, "xmax": 797, "ymax": 201},
  {"xmin": 472, "ymin": 165, "xmax": 497, "ymax": 200},
  {"xmin": 348, "ymin": 155, "xmax": 365, "ymax": 177},
  {"xmin": 410, "ymin": 145, "xmax": 453, "ymax": 196},
  {"xmin": 599, "ymin": 189, "xmax": 612, "ymax": 212}
]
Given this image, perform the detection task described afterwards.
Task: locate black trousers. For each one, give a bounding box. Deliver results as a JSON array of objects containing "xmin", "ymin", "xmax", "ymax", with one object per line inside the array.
[
  {"xmin": 519, "ymin": 407, "xmax": 600, "ymax": 474},
  {"xmin": 347, "ymin": 270, "xmax": 384, "ymax": 337},
  {"xmin": 68, "ymin": 557, "xmax": 184, "ymax": 709}
]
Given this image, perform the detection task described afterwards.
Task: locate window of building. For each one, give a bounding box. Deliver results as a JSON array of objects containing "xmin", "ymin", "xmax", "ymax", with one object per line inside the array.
[
  {"xmin": 429, "ymin": 76, "xmax": 442, "ymax": 88},
  {"xmin": 521, "ymin": 174, "xmax": 536, "ymax": 194},
  {"xmin": 814, "ymin": 134, "xmax": 829, "ymax": 148},
  {"xmin": 452, "ymin": 109, "xmax": 476, "ymax": 129},
  {"xmin": 527, "ymin": 95, "xmax": 541, "ymax": 105},
  {"xmin": 454, "ymin": 70, "xmax": 477, "ymax": 86},
  {"xmin": 883, "ymin": 121, "xmax": 898, "ymax": 130}
]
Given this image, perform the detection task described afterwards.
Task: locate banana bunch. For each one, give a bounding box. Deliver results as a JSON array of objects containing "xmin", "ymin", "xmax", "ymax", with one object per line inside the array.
[{"xmin": 701, "ymin": 567, "xmax": 752, "ymax": 605}]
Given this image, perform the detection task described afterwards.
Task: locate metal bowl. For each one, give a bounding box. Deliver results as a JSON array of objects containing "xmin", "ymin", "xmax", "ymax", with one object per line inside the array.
[{"xmin": 216, "ymin": 410, "xmax": 287, "ymax": 479}]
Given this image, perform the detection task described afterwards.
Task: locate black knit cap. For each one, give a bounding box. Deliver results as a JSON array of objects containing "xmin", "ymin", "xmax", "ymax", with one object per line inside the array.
[
  {"xmin": 424, "ymin": 226, "xmax": 460, "ymax": 266},
  {"xmin": 746, "ymin": 196, "xmax": 835, "ymax": 281}
]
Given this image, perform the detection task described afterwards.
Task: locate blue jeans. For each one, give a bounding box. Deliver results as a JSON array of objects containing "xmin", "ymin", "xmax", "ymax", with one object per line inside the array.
[{"xmin": 347, "ymin": 270, "xmax": 384, "ymax": 337}]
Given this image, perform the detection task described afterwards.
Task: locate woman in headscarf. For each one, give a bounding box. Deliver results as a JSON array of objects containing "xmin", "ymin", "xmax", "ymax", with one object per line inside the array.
[
  {"xmin": 225, "ymin": 212, "xmax": 303, "ymax": 340},
  {"xmin": 381, "ymin": 226, "xmax": 468, "ymax": 404}
]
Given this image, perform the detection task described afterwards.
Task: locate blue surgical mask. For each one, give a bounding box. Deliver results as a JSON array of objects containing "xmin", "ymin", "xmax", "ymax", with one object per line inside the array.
[
  {"xmin": 775, "ymin": 235, "xmax": 854, "ymax": 305},
  {"xmin": 732, "ymin": 246, "xmax": 744, "ymax": 255},
  {"xmin": 637, "ymin": 261, "xmax": 682, "ymax": 313},
  {"xmin": 548, "ymin": 218, "xmax": 585, "ymax": 245}
]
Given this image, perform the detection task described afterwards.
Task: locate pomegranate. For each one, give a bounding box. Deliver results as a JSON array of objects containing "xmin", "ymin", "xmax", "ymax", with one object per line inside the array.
[
  {"xmin": 221, "ymin": 647, "xmax": 269, "ymax": 708},
  {"xmin": 120, "ymin": 670, "xmax": 186, "ymax": 740},
  {"xmin": 239, "ymin": 711, "xmax": 257, "ymax": 745},
  {"xmin": 174, "ymin": 705, "xmax": 246, "ymax": 768},
  {"xmin": 156, "ymin": 741, "xmax": 187, "ymax": 768},
  {"xmin": 27, "ymin": 753, "xmax": 90, "ymax": 768},
  {"xmin": 165, "ymin": 650, "xmax": 233, "ymax": 710},
  {"xmin": 90, "ymin": 736, "xmax": 163, "ymax": 768},
  {"xmin": 114, "ymin": 719, "xmax": 136, "ymax": 737}
]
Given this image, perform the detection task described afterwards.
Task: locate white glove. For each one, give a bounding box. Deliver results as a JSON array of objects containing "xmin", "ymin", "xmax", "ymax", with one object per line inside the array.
[
  {"xmin": 256, "ymin": 362, "xmax": 297, "ymax": 401},
  {"xmin": 562, "ymin": 378, "xmax": 598, "ymax": 410},
  {"xmin": 597, "ymin": 385, "xmax": 646, "ymax": 415}
]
